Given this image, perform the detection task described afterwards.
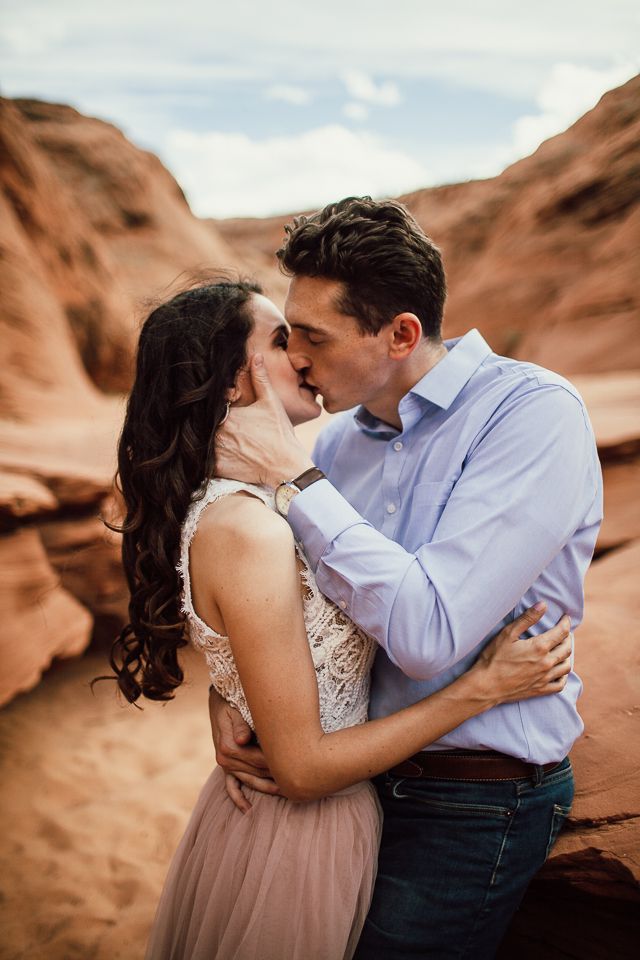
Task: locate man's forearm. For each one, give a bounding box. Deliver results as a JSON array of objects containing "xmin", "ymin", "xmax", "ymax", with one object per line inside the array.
[{"xmin": 290, "ymin": 395, "xmax": 598, "ymax": 678}]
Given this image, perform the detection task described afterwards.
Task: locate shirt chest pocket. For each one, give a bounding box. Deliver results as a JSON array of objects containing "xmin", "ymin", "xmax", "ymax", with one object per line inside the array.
[{"xmin": 410, "ymin": 480, "xmax": 455, "ymax": 544}]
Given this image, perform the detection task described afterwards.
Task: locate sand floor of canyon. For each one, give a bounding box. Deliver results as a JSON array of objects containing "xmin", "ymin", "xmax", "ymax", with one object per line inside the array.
[{"xmin": 0, "ymin": 646, "xmax": 214, "ymax": 960}]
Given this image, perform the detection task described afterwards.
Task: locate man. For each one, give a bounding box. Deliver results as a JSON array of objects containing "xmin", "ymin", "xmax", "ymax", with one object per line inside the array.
[{"xmin": 211, "ymin": 197, "xmax": 602, "ymax": 958}]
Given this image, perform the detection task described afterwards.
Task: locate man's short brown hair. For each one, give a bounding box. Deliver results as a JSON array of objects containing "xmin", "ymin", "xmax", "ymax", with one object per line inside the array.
[{"xmin": 277, "ymin": 196, "xmax": 446, "ymax": 340}]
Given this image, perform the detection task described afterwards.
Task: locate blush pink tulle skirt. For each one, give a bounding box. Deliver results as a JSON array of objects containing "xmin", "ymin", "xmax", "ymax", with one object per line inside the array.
[{"xmin": 145, "ymin": 765, "xmax": 383, "ymax": 960}]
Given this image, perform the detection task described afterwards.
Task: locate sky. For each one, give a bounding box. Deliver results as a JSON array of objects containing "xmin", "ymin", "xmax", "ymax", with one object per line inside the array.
[{"xmin": 1, "ymin": 0, "xmax": 638, "ymax": 218}]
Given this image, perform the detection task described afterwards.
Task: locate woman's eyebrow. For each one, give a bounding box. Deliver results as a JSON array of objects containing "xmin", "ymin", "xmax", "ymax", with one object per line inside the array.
[{"xmin": 271, "ymin": 323, "xmax": 290, "ymax": 338}]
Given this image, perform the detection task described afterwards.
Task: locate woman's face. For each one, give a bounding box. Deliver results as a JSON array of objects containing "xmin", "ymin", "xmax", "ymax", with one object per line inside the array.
[{"xmin": 231, "ymin": 294, "xmax": 322, "ymax": 427}]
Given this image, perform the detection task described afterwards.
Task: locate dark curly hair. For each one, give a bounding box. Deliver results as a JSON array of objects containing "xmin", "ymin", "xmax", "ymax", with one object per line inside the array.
[
  {"xmin": 277, "ymin": 196, "xmax": 446, "ymax": 339},
  {"xmin": 101, "ymin": 278, "xmax": 261, "ymax": 704}
]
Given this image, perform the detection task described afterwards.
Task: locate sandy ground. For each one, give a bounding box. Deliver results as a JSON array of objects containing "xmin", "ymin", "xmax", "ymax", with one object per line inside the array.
[{"xmin": 0, "ymin": 646, "xmax": 214, "ymax": 960}]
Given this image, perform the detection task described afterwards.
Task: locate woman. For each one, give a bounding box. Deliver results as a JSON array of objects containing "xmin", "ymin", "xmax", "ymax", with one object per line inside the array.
[{"xmin": 106, "ymin": 279, "xmax": 571, "ymax": 960}]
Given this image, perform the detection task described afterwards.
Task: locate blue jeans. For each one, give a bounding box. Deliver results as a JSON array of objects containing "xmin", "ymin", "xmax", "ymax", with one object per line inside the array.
[{"xmin": 353, "ymin": 758, "xmax": 574, "ymax": 960}]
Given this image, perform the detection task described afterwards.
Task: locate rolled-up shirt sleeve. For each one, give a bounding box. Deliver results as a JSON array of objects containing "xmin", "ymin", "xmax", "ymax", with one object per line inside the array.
[{"xmin": 288, "ymin": 385, "xmax": 600, "ymax": 680}]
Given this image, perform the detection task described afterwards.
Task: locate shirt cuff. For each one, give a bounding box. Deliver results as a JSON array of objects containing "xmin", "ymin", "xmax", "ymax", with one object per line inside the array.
[{"xmin": 287, "ymin": 478, "xmax": 370, "ymax": 571}]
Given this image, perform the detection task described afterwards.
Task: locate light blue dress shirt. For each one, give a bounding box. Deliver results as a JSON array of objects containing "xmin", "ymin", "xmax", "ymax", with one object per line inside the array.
[{"xmin": 288, "ymin": 330, "xmax": 603, "ymax": 764}]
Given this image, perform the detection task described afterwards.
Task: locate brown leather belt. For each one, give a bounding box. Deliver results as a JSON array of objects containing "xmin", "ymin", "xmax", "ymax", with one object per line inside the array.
[{"xmin": 388, "ymin": 750, "xmax": 561, "ymax": 782}]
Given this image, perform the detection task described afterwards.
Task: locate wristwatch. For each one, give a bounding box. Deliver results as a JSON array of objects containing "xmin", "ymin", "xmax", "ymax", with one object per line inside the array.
[{"xmin": 274, "ymin": 467, "xmax": 326, "ymax": 517}]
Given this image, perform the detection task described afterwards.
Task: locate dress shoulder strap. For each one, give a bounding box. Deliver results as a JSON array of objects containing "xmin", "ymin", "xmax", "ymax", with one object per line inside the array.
[{"xmin": 177, "ymin": 479, "xmax": 274, "ymax": 629}]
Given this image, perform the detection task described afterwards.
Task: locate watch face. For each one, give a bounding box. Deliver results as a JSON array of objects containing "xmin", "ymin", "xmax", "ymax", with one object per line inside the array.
[{"xmin": 275, "ymin": 483, "xmax": 298, "ymax": 516}]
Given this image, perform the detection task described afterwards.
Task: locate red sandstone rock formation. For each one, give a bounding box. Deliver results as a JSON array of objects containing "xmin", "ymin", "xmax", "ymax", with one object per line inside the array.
[
  {"xmin": 0, "ymin": 97, "xmax": 253, "ymax": 401},
  {"xmin": 561, "ymin": 539, "xmax": 640, "ymax": 876},
  {"xmin": 211, "ymin": 212, "xmax": 302, "ymax": 313},
  {"xmin": 400, "ymin": 75, "xmax": 640, "ymax": 376},
  {"xmin": 568, "ymin": 372, "xmax": 640, "ymax": 555},
  {"xmin": 0, "ymin": 528, "xmax": 92, "ymax": 705},
  {"xmin": 0, "ymin": 96, "xmax": 258, "ymax": 704},
  {"xmin": 497, "ymin": 537, "xmax": 640, "ymax": 959}
]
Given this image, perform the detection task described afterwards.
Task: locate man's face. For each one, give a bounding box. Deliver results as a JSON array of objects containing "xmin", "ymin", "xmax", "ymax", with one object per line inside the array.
[{"xmin": 284, "ymin": 275, "xmax": 393, "ymax": 414}]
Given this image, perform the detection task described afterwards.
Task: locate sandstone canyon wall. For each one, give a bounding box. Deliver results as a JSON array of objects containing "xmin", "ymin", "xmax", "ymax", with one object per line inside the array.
[
  {"xmin": 0, "ymin": 96, "xmax": 272, "ymax": 705},
  {"xmin": 400, "ymin": 76, "xmax": 640, "ymax": 375},
  {"xmin": 0, "ymin": 78, "xmax": 639, "ymax": 958}
]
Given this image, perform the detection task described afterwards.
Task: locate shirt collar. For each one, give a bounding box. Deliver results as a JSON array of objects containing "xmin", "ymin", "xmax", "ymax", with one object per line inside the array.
[
  {"xmin": 409, "ymin": 329, "xmax": 492, "ymax": 410},
  {"xmin": 354, "ymin": 405, "xmax": 400, "ymax": 439},
  {"xmin": 353, "ymin": 329, "xmax": 492, "ymax": 436}
]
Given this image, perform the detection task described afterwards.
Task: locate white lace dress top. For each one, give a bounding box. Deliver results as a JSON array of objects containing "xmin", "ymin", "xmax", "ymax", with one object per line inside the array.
[{"xmin": 178, "ymin": 478, "xmax": 377, "ymax": 734}]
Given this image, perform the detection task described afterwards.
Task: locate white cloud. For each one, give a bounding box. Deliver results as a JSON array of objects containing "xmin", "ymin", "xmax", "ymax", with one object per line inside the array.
[
  {"xmin": 2, "ymin": 0, "xmax": 638, "ymax": 213},
  {"xmin": 263, "ymin": 84, "xmax": 311, "ymax": 105},
  {"xmin": 164, "ymin": 125, "xmax": 432, "ymax": 219},
  {"xmin": 0, "ymin": 12, "xmax": 66, "ymax": 56},
  {"xmin": 342, "ymin": 69, "xmax": 402, "ymax": 107},
  {"xmin": 511, "ymin": 61, "xmax": 638, "ymax": 157},
  {"xmin": 3, "ymin": 0, "xmax": 638, "ymax": 103},
  {"xmin": 472, "ymin": 60, "xmax": 639, "ymax": 178},
  {"xmin": 343, "ymin": 102, "xmax": 371, "ymax": 122}
]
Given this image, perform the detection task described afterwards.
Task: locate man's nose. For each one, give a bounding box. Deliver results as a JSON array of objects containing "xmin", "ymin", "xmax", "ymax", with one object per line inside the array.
[{"xmin": 286, "ymin": 336, "xmax": 309, "ymax": 372}]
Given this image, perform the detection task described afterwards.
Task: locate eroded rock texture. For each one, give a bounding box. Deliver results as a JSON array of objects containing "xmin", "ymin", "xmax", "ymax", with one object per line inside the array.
[
  {"xmin": 497, "ymin": 538, "xmax": 640, "ymax": 959},
  {"xmin": 0, "ymin": 96, "xmax": 254, "ymax": 401},
  {"xmin": 572, "ymin": 372, "xmax": 640, "ymax": 555},
  {"xmin": 400, "ymin": 75, "xmax": 640, "ymax": 375},
  {"xmin": 0, "ymin": 96, "xmax": 255, "ymax": 704},
  {"xmin": 0, "ymin": 412, "xmax": 125, "ymax": 707},
  {"xmin": 0, "ymin": 528, "xmax": 92, "ymax": 705}
]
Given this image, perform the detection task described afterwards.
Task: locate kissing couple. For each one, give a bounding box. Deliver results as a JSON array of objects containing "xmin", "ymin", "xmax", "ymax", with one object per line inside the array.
[{"xmin": 109, "ymin": 197, "xmax": 602, "ymax": 959}]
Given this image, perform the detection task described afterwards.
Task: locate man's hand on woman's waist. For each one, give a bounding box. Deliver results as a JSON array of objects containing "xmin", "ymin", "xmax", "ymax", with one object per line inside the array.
[{"xmin": 209, "ymin": 686, "xmax": 282, "ymax": 812}]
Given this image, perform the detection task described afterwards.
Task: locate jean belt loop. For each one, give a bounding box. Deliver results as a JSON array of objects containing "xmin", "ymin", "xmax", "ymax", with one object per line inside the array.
[
  {"xmin": 391, "ymin": 777, "xmax": 408, "ymax": 798},
  {"xmin": 533, "ymin": 764, "xmax": 545, "ymax": 787}
]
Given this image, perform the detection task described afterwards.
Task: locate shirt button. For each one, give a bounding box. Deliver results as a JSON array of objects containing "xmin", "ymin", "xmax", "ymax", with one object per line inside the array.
[
  {"xmin": 340, "ymin": 600, "xmax": 347, "ymax": 609},
  {"xmin": 387, "ymin": 503, "xmax": 396, "ymax": 514},
  {"xmin": 393, "ymin": 441, "xmax": 403, "ymax": 451}
]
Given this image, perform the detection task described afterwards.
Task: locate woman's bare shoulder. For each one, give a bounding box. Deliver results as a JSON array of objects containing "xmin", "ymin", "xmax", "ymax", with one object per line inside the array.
[
  {"xmin": 187, "ymin": 493, "xmax": 295, "ymax": 630},
  {"xmin": 192, "ymin": 491, "xmax": 294, "ymax": 566}
]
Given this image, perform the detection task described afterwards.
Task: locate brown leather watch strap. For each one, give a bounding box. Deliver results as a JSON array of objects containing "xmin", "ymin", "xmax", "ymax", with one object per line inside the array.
[{"xmin": 293, "ymin": 467, "xmax": 326, "ymax": 491}]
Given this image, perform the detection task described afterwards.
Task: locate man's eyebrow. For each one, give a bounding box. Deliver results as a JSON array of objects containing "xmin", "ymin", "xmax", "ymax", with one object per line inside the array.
[{"xmin": 288, "ymin": 321, "xmax": 327, "ymax": 335}]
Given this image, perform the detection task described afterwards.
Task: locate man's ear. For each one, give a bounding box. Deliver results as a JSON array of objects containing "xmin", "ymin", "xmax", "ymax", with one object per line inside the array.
[{"xmin": 388, "ymin": 313, "xmax": 423, "ymax": 360}]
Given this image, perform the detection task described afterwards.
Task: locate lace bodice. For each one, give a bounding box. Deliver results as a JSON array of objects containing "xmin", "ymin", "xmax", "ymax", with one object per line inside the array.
[{"xmin": 178, "ymin": 478, "xmax": 377, "ymax": 734}]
